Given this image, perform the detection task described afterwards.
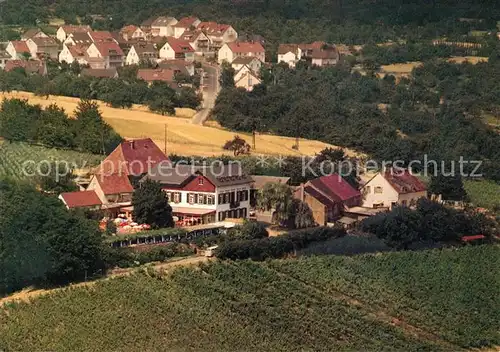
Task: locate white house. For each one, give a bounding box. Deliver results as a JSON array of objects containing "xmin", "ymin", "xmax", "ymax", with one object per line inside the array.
[
  {"xmin": 234, "ymin": 69, "xmax": 261, "ymax": 91},
  {"xmin": 59, "ymin": 43, "xmax": 89, "ymax": 65},
  {"xmin": 86, "ymin": 42, "xmax": 124, "ymax": 68},
  {"xmin": 144, "ymin": 163, "xmax": 253, "ymax": 225},
  {"xmin": 119, "ymin": 25, "xmax": 146, "ymax": 41},
  {"xmin": 26, "ymin": 37, "xmax": 59, "ymax": 60},
  {"xmin": 151, "ymin": 16, "xmax": 178, "ymax": 37},
  {"xmin": 0, "ymin": 51, "xmax": 11, "ymax": 69},
  {"xmin": 6, "ymin": 41, "xmax": 31, "ymax": 60},
  {"xmin": 179, "ymin": 30, "xmax": 210, "ymax": 52},
  {"xmin": 277, "ymin": 44, "xmax": 301, "ymax": 67},
  {"xmin": 159, "ymin": 37, "xmax": 195, "ymax": 61},
  {"xmin": 197, "ymin": 22, "xmax": 238, "ymax": 50},
  {"xmin": 125, "ymin": 43, "xmax": 158, "ymax": 65},
  {"xmin": 218, "ymin": 41, "xmax": 265, "ymax": 64},
  {"xmin": 231, "ymin": 56, "xmax": 262, "ymax": 74},
  {"xmin": 361, "ymin": 170, "xmax": 428, "ymax": 209},
  {"xmin": 63, "ymin": 32, "xmax": 93, "ymax": 46},
  {"xmin": 56, "ymin": 25, "xmax": 92, "ymax": 42}
]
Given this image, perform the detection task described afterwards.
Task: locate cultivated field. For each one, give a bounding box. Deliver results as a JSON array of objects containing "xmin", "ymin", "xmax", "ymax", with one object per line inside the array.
[
  {"xmin": 464, "ymin": 179, "xmax": 500, "ymax": 211},
  {"xmin": 0, "ymin": 92, "xmax": 353, "ymax": 157},
  {"xmin": 0, "ymin": 141, "xmax": 103, "ymax": 181},
  {"xmin": 0, "ymin": 246, "xmax": 498, "ymax": 351}
]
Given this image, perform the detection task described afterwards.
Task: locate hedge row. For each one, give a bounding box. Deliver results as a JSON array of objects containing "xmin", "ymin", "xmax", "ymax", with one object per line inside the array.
[{"xmin": 216, "ymin": 226, "xmax": 346, "ymax": 261}]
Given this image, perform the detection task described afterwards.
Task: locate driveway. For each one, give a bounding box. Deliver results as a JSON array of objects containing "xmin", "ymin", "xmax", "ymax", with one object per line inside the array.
[{"xmin": 192, "ymin": 63, "xmax": 220, "ymax": 125}]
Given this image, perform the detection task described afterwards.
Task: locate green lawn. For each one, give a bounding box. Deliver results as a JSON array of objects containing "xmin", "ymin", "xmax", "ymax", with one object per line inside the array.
[
  {"xmin": 1, "ymin": 246, "xmax": 498, "ymax": 351},
  {"xmin": 464, "ymin": 179, "xmax": 500, "ymax": 211}
]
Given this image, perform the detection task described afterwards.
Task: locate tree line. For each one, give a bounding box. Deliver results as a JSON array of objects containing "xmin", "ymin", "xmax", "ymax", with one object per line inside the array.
[
  {"xmin": 0, "ymin": 98, "xmax": 122, "ymax": 154},
  {"xmin": 213, "ymin": 57, "xmax": 500, "ymax": 182},
  {"xmin": 0, "ymin": 61, "xmax": 202, "ymax": 112}
]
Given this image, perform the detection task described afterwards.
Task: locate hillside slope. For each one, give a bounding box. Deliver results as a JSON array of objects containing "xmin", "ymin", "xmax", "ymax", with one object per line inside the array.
[{"xmin": 1, "ymin": 246, "xmax": 498, "ymax": 351}]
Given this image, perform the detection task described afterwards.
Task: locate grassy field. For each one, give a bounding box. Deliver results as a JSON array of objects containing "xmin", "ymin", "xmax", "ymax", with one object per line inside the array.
[
  {"xmin": 464, "ymin": 179, "xmax": 500, "ymax": 211},
  {"xmin": 1, "ymin": 92, "xmax": 352, "ymax": 157},
  {"xmin": 0, "ymin": 246, "xmax": 498, "ymax": 351},
  {"xmin": 0, "ymin": 141, "xmax": 103, "ymax": 181}
]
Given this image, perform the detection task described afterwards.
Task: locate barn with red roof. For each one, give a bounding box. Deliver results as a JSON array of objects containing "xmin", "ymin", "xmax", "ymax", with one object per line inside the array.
[{"xmin": 59, "ymin": 191, "xmax": 103, "ymax": 210}]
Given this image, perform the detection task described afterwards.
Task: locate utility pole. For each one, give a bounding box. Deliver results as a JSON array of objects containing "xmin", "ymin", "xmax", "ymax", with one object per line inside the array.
[
  {"xmin": 164, "ymin": 124, "xmax": 167, "ymax": 154},
  {"xmin": 252, "ymin": 130, "xmax": 256, "ymax": 150}
]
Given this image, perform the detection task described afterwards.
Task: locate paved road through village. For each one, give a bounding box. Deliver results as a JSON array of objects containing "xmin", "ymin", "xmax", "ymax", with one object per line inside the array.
[{"xmin": 191, "ymin": 63, "xmax": 219, "ymax": 125}]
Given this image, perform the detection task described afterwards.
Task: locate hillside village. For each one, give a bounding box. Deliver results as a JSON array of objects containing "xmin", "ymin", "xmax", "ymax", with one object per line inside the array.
[{"xmin": 0, "ymin": 15, "xmax": 358, "ymax": 94}]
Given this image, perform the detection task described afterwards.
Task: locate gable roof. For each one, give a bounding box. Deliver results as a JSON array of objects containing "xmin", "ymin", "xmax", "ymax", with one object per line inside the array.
[
  {"xmin": 31, "ymin": 37, "xmax": 58, "ymax": 47},
  {"xmin": 232, "ymin": 56, "xmax": 260, "ymax": 65},
  {"xmin": 81, "ymin": 68, "xmax": 118, "ymax": 78},
  {"xmin": 9, "ymin": 41, "xmax": 30, "ymax": 53},
  {"xmin": 88, "ymin": 31, "xmax": 115, "ymax": 43},
  {"xmin": 94, "ymin": 174, "xmax": 134, "ymax": 195},
  {"xmin": 22, "ymin": 28, "xmax": 45, "ymax": 40},
  {"xmin": 382, "ymin": 170, "xmax": 427, "ymax": 194},
  {"xmin": 67, "ymin": 32, "xmax": 93, "ymax": 45},
  {"xmin": 151, "ymin": 16, "xmax": 177, "ymax": 27},
  {"xmin": 197, "ymin": 22, "xmax": 232, "ymax": 36},
  {"xmin": 0, "ymin": 51, "xmax": 11, "ymax": 59},
  {"xmin": 173, "ymin": 16, "xmax": 199, "ymax": 28},
  {"xmin": 227, "ymin": 41, "xmax": 265, "ymax": 53},
  {"xmin": 180, "ymin": 29, "xmax": 208, "ymax": 42},
  {"xmin": 145, "ymin": 163, "xmax": 252, "ymax": 187},
  {"xmin": 5, "ymin": 60, "xmax": 46, "ymax": 75},
  {"xmin": 66, "ymin": 43, "xmax": 90, "ymax": 59},
  {"xmin": 93, "ymin": 41, "xmax": 124, "ymax": 56},
  {"xmin": 59, "ymin": 190, "xmax": 102, "ymax": 208},
  {"xmin": 308, "ymin": 174, "xmax": 361, "ymax": 202},
  {"xmin": 298, "ymin": 41, "xmax": 326, "ymax": 51},
  {"xmin": 311, "ymin": 47, "xmax": 339, "ymax": 60},
  {"xmin": 97, "ymin": 138, "xmax": 169, "ymax": 177},
  {"xmin": 235, "ymin": 70, "xmax": 261, "ymax": 86},
  {"xmin": 131, "ymin": 42, "xmax": 157, "ymax": 55},
  {"xmin": 165, "ymin": 37, "xmax": 194, "ymax": 53},
  {"xmin": 301, "ymin": 185, "xmax": 338, "ymax": 207},
  {"xmin": 278, "ymin": 44, "xmax": 299, "ymax": 55},
  {"xmin": 61, "ymin": 25, "xmax": 92, "ymax": 34},
  {"xmin": 120, "ymin": 25, "xmax": 140, "ymax": 36},
  {"xmin": 137, "ymin": 68, "xmax": 175, "ymax": 83}
]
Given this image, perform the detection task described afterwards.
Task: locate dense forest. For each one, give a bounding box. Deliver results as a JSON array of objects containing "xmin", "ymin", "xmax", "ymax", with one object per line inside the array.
[
  {"xmin": 2, "ymin": 0, "xmax": 500, "ymax": 46},
  {"xmin": 214, "ymin": 55, "xmax": 500, "ymax": 182}
]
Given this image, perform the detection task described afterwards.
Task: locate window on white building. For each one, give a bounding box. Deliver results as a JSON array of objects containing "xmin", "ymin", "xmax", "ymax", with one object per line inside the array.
[
  {"xmin": 173, "ymin": 192, "xmax": 181, "ymax": 203},
  {"xmin": 374, "ymin": 186, "xmax": 383, "ymax": 194}
]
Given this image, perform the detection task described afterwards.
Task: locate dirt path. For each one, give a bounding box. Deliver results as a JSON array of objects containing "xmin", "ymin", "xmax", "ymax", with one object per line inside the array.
[{"xmin": 0, "ymin": 256, "xmax": 211, "ymax": 307}]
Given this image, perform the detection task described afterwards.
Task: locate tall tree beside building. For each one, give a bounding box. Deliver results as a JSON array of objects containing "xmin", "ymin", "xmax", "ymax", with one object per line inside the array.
[
  {"xmin": 257, "ymin": 182, "xmax": 294, "ymax": 225},
  {"xmin": 429, "ymin": 173, "xmax": 468, "ymax": 201},
  {"xmin": 132, "ymin": 179, "xmax": 174, "ymax": 229}
]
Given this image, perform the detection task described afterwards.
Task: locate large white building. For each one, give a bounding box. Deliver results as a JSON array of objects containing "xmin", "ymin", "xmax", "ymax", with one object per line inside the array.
[{"xmin": 144, "ymin": 163, "xmax": 253, "ymax": 225}]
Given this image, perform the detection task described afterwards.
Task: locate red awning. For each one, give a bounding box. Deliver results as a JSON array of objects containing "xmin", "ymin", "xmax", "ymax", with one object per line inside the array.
[{"xmin": 461, "ymin": 235, "xmax": 486, "ymax": 242}]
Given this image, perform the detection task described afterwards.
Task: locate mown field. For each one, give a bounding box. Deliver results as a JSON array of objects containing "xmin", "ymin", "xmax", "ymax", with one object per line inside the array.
[
  {"xmin": 1, "ymin": 246, "xmax": 498, "ymax": 351},
  {"xmin": 0, "ymin": 141, "xmax": 103, "ymax": 181},
  {"xmin": 464, "ymin": 179, "xmax": 500, "ymax": 211},
  {"xmin": 1, "ymin": 92, "xmax": 350, "ymax": 157}
]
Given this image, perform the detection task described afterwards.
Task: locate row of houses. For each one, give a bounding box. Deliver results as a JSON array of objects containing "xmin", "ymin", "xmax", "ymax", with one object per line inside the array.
[{"xmin": 59, "ymin": 138, "xmax": 428, "ymax": 229}]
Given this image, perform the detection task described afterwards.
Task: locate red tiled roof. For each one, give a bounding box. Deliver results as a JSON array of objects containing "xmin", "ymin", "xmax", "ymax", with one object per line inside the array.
[
  {"xmin": 93, "ymin": 41, "xmax": 124, "ymax": 56},
  {"xmin": 120, "ymin": 25, "xmax": 139, "ymax": 36},
  {"xmin": 95, "ymin": 174, "xmax": 134, "ymax": 195},
  {"xmin": 311, "ymin": 47, "xmax": 339, "ymax": 60},
  {"xmin": 10, "ymin": 41, "xmax": 30, "ymax": 53},
  {"xmin": 31, "ymin": 37, "xmax": 58, "ymax": 47},
  {"xmin": 61, "ymin": 25, "xmax": 92, "ymax": 34},
  {"xmin": 98, "ymin": 138, "xmax": 170, "ymax": 177},
  {"xmin": 383, "ymin": 170, "xmax": 427, "ymax": 194},
  {"xmin": 173, "ymin": 16, "xmax": 199, "ymax": 28},
  {"xmin": 227, "ymin": 41, "xmax": 265, "ymax": 53},
  {"xmin": 60, "ymin": 190, "xmax": 102, "ymax": 208},
  {"xmin": 137, "ymin": 68, "xmax": 175, "ymax": 82},
  {"xmin": 298, "ymin": 41, "xmax": 326, "ymax": 50},
  {"xmin": 67, "ymin": 44, "xmax": 89, "ymax": 58},
  {"xmin": 165, "ymin": 37, "xmax": 194, "ymax": 53},
  {"xmin": 303, "ymin": 185, "xmax": 338, "ymax": 207},
  {"xmin": 309, "ymin": 174, "xmax": 361, "ymax": 203},
  {"xmin": 197, "ymin": 22, "xmax": 231, "ymax": 35},
  {"xmin": 5, "ymin": 60, "xmax": 45, "ymax": 74},
  {"xmin": 88, "ymin": 31, "xmax": 115, "ymax": 43}
]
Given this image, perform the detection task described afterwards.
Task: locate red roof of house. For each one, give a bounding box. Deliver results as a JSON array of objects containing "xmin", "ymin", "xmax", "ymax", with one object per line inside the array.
[
  {"xmin": 299, "ymin": 41, "xmax": 326, "ymax": 50},
  {"xmin": 166, "ymin": 37, "xmax": 194, "ymax": 53},
  {"xmin": 383, "ymin": 170, "xmax": 427, "ymax": 194},
  {"xmin": 95, "ymin": 174, "xmax": 134, "ymax": 195},
  {"xmin": 60, "ymin": 190, "xmax": 102, "ymax": 208},
  {"xmin": 67, "ymin": 44, "xmax": 89, "ymax": 58},
  {"xmin": 197, "ymin": 22, "xmax": 231, "ymax": 35},
  {"xmin": 309, "ymin": 174, "xmax": 361, "ymax": 202},
  {"xmin": 93, "ymin": 41, "xmax": 124, "ymax": 56},
  {"xmin": 61, "ymin": 25, "xmax": 92, "ymax": 34},
  {"xmin": 97, "ymin": 138, "xmax": 170, "ymax": 177},
  {"xmin": 89, "ymin": 31, "xmax": 115, "ymax": 43},
  {"xmin": 137, "ymin": 68, "xmax": 175, "ymax": 82},
  {"xmin": 10, "ymin": 41, "xmax": 30, "ymax": 53},
  {"xmin": 173, "ymin": 16, "xmax": 199, "ymax": 28},
  {"xmin": 5, "ymin": 60, "xmax": 45, "ymax": 74},
  {"xmin": 120, "ymin": 25, "xmax": 139, "ymax": 35},
  {"xmin": 227, "ymin": 41, "xmax": 265, "ymax": 53}
]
